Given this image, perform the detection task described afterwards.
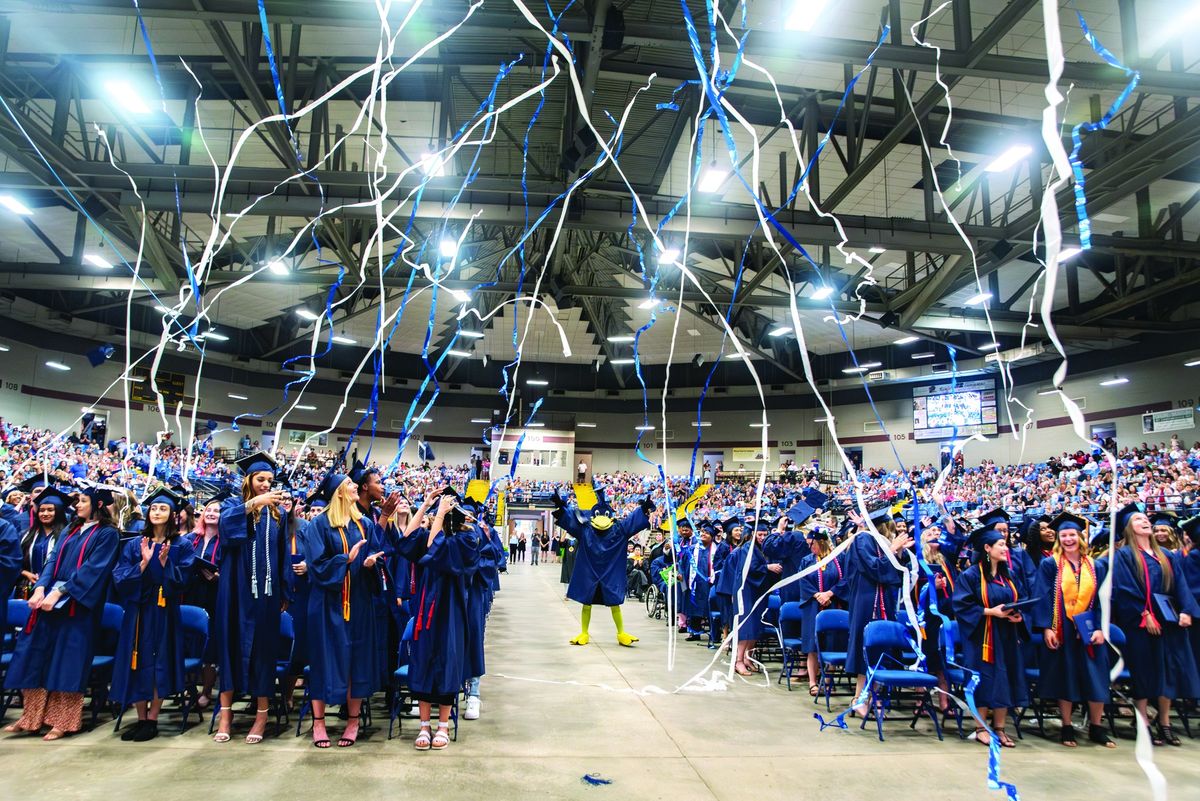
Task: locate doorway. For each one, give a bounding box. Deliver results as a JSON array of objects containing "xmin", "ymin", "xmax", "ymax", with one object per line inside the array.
[{"xmin": 574, "ymin": 452, "xmax": 592, "ymax": 483}]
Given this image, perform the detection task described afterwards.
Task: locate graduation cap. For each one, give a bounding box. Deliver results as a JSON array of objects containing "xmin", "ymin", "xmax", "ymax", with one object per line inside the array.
[
  {"xmin": 1089, "ymin": 521, "xmax": 1115, "ymax": 551},
  {"xmin": 1179, "ymin": 515, "xmax": 1200, "ymax": 540},
  {"xmin": 306, "ymin": 492, "xmax": 329, "ymax": 509},
  {"xmin": 234, "ymin": 451, "xmax": 278, "ymax": 476},
  {"xmin": 314, "ymin": 471, "xmax": 349, "ymax": 504},
  {"xmin": 143, "ymin": 485, "xmax": 186, "ymax": 512},
  {"xmin": 1049, "ymin": 511, "xmax": 1087, "ymax": 534},
  {"xmin": 866, "ymin": 505, "xmax": 893, "ymax": 525},
  {"xmin": 721, "ymin": 515, "xmax": 742, "ymax": 532},
  {"xmin": 1149, "ymin": 510, "xmax": 1178, "ymax": 530},
  {"xmin": 808, "ymin": 527, "xmax": 830, "ymax": 541},
  {"xmin": 977, "ymin": 507, "xmax": 1011, "ymax": 530},
  {"xmin": 785, "ymin": 497, "xmax": 819, "ymax": 527},
  {"xmin": 349, "ymin": 458, "xmax": 377, "ymax": 486},
  {"xmin": 33, "ymin": 486, "xmax": 73, "ymax": 511},
  {"xmin": 203, "ymin": 487, "xmax": 234, "ymax": 507},
  {"xmin": 968, "ymin": 526, "xmax": 1006, "ymax": 555},
  {"xmin": 17, "ymin": 475, "xmax": 48, "ymax": 495},
  {"xmin": 1114, "ymin": 501, "xmax": 1145, "ymax": 536},
  {"xmin": 81, "ymin": 484, "xmax": 115, "ymax": 508}
]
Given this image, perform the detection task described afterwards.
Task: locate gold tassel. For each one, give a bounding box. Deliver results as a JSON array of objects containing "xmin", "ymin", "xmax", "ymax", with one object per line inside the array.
[{"xmin": 157, "ymin": 586, "xmax": 166, "ymax": 607}]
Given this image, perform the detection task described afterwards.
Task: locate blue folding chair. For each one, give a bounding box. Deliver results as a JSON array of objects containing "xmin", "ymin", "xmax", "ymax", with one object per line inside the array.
[
  {"xmin": 814, "ymin": 608, "xmax": 850, "ymax": 711},
  {"xmin": 0, "ymin": 599, "xmax": 32, "ymax": 720},
  {"xmin": 88, "ymin": 602, "xmax": 124, "ymax": 726},
  {"xmin": 777, "ymin": 601, "xmax": 804, "ymax": 691},
  {"xmin": 387, "ymin": 617, "xmax": 416, "ymax": 740},
  {"xmin": 860, "ymin": 620, "xmax": 942, "ymax": 742},
  {"xmin": 177, "ymin": 605, "xmax": 209, "ymax": 732},
  {"xmin": 1104, "ymin": 624, "xmax": 1134, "ymax": 736}
]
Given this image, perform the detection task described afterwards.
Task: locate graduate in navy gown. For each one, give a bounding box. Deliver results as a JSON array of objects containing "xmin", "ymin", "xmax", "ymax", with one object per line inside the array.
[
  {"xmin": 844, "ymin": 508, "xmax": 913, "ymax": 712},
  {"xmin": 1032, "ymin": 512, "xmax": 1115, "ymax": 748},
  {"xmin": 953, "ymin": 527, "xmax": 1027, "ymax": 748},
  {"xmin": 0, "ymin": 482, "xmax": 27, "ymax": 533},
  {"xmin": 301, "ymin": 472, "xmax": 389, "ymax": 749},
  {"xmin": 684, "ymin": 523, "xmax": 729, "ymax": 641},
  {"xmin": 650, "ymin": 540, "xmax": 680, "ymax": 611},
  {"xmin": 1180, "ymin": 516, "xmax": 1200, "ymax": 673},
  {"xmin": 280, "ymin": 490, "xmax": 313, "ymax": 713},
  {"xmin": 798, "ymin": 526, "xmax": 847, "ymax": 696},
  {"xmin": 394, "ymin": 490, "xmax": 472, "ymax": 751},
  {"xmin": 1105, "ymin": 502, "xmax": 1200, "ymax": 747},
  {"xmin": 15, "ymin": 487, "xmax": 69, "ymax": 599},
  {"xmin": 766, "ymin": 489, "xmax": 827, "ymax": 606},
  {"xmin": 186, "ymin": 490, "xmax": 228, "ymax": 710},
  {"xmin": 4, "ymin": 485, "xmax": 119, "ymax": 739},
  {"xmin": 670, "ymin": 518, "xmax": 695, "ymax": 631},
  {"xmin": 553, "ymin": 485, "xmax": 653, "ymax": 647},
  {"xmin": 915, "ymin": 524, "xmax": 956, "ymax": 710},
  {"xmin": 979, "ymin": 507, "xmax": 1036, "ymax": 597},
  {"xmin": 464, "ymin": 494, "xmax": 503, "ymax": 722},
  {"xmin": 718, "ymin": 521, "xmax": 781, "ymax": 676},
  {"xmin": 213, "ymin": 452, "xmax": 288, "ymax": 745},
  {"xmin": 0, "ymin": 509, "xmax": 21, "ymax": 602},
  {"xmin": 110, "ymin": 486, "xmax": 196, "ymax": 741}
]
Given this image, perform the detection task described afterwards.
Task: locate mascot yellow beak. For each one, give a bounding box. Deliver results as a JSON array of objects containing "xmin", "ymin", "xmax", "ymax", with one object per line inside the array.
[{"xmin": 590, "ymin": 513, "xmax": 614, "ymax": 531}]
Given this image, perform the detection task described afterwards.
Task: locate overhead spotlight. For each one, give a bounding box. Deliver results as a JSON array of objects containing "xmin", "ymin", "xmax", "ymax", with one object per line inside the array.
[
  {"xmin": 609, "ymin": 358, "xmax": 635, "ymax": 365},
  {"xmin": 637, "ymin": 298, "xmax": 658, "ymax": 310},
  {"xmin": 634, "ymin": 425, "xmax": 655, "ymax": 431},
  {"xmin": 84, "ymin": 254, "xmax": 114, "ymax": 269},
  {"xmin": 331, "ymin": 334, "xmax": 357, "ymax": 345},
  {"xmin": 420, "ymin": 144, "xmax": 445, "ymax": 176},
  {"xmin": 204, "ymin": 330, "xmax": 230, "ymax": 341},
  {"xmin": 607, "ymin": 334, "xmax": 635, "ymax": 343},
  {"xmin": 439, "ymin": 238, "xmax": 459, "ymax": 258},
  {"xmin": 1186, "ymin": 359, "xmax": 1200, "ymax": 368},
  {"xmin": 577, "ymin": 422, "xmax": 597, "ymax": 428},
  {"xmin": 785, "ymin": 0, "xmax": 830, "ymax": 30},
  {"xmin": 810, "ymin": 286, "xmax": 834, "ymax": 300},
  {"xmin": 0, "ymin": 195, "xmax": 34, "ymax": 216},
  {"xmin": 526, "ymin": 378, "xmax": 549, "ymax": 386},
  {"xmin": 964, "ymin": 292, "xmax": 992, "ymax": 306},
  {"xmin": 296, "ymin": 404, "xmax": 317, "ymax": 411},
  {"xmin": 985, "ymin": 144, "xmax": 1033, "ymax": 173},
  {"xmin": 768, "ymin": 326, "xmax": 792, "ymax": 337},
  {"xmin": 449, "ymin": 289, "xmax": 472, "ymax": 304},
  {"xmin": 868, "ymin": 245, "xmax": 887, "ymax": 254},
  {"xmin": 446, "ymin": 349, "xmax": 472, "ymax": 358},
  {"xmin": 45, "ymin": 360, "xmax": 71, "ymax": 371},
  {"xmin": 658, "ymin": 247, "xmax": 680, "ymax": 265},
  {"xmin": 103, "ymin": 79, "xmax": 151, "ymax": 114},
  {"xmin": 266, "ymin": 259, "xmax": 288, "ymax": 275},
  {"xmin": 698, "ymin": 164, "xmax": 727, "ymax": 193},
  {"xmin": 1099, "ymin": 376, "xmax": 1128, "ymax": 387},
  {"xmin": 458, "ymin": 329, "xmax": 485, "ymax": 339},
  {"xmin": 228, "ymin": 393, "xmax": 248, "ymax": 400},
  {"xmin": 296, "ymin": 308, "xmax": 319, "ymax": 320},
  {"xmin": 978, "ymin": 341, "xmax": 1000, "ymax": 351},
  {"xmin": 911, "ymin": 352, "xmax": 936, "ymax": 360},
  {"xmin": 894, "ymin": 336, "xmax": 919, "ymax": 345}
]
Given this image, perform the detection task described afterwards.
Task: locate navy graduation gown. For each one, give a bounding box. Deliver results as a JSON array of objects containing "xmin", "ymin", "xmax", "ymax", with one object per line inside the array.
[
  {"xmin": 5, "ymin": 521, "xmax": 119, "ymax": 693},
  {"xmin": 283, "ymin": 522, "xmax": 311, "ymax": 674},
  {"xmin": 717, "ymin": 541, "xmax": 771, "ymax": 641},
  {"xmin": 555, "ymin": 506, "xmax": 650, "ymax": 607},
  {"xmin": 844, "ymin": 533, "xmax": 905, "ymax": 675},
  {"xmin": 109, "ymin": 537, "xmax": 197, "ymax": 704},
  {"xmin": 215, "ymin": 500, "xmax": 286, "ymax": 698},
  {"xmin": 1184, "ymin": 548, "xmax": 1200, "ymax": 669},
  {"xmin": 952, "ymin": 564, "xmax": 1028, "ymax": 709},
  {"xmin": 186, "ymin": 532, "xmax": 221, "ymax": 663},
  {"xmin": 1032, "ymin": 556, "xmax": 1110, "ymax": 704},
  {"xmin": 916, "ymin": 561, "xmax": 957, "ymax": 672},
  {"xmin": 0, "ymin": 516, "xmax": 20, "ymax": 601},
  {"xmin": 404, "ymin": 529, "xmax": 472, "ymax": 699},
  {"xmin": 462, "ymin": 526, "xmax": 488, "ymax": 681},
  {"xmin": 687, "ymin": 541, "xmax": 729, "ymax": 622},
  {"xmin": 0, "ymin": 502, "xmax": 26, "ymax": 535},
  {"xmin": 763, "ymin": 530, "xmax": 812, "ymax": 603},
  {"xmin": 302, "ymin": 513, "xmax": 381, "ymax": 703},
  {"xmin": 19, "ymin": 528, "xmax": 56, "ymax": 598},
  {"xmin": 1105, "ymin": 547, "xmax": 1200, "ymax": 700},
  {"xmin": 798, "ymin": 551, "xmax": 848, "ymax": 654}
]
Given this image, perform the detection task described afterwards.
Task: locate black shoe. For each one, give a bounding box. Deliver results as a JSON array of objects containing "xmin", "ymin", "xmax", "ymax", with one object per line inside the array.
[
  {"xmin": 1158, "ymin": 723, "xmax": 1182, "ymax": 747},
  {"xmin": 685, "ymin": 633, "xmax": 701, "ymax": 641},
  {"xmin": 120, "ymin": 720, "xmax": 148, "ymax": 741},
  {"xmin": 131, "ymin": 720, "xmax": 159, "ymax": 742},
  {"xmin": 1088, "ymin": 724, "xmax": 1116, "ymax": 748}
]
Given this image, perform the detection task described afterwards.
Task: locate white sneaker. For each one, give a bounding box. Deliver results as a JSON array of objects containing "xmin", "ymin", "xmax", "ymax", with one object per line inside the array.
[
  {"xmin": 464, "ymin": 696, "xmax": 481, "ymax": 720},
  {"xmin": 409, "ymin": 703, "xmax": 420, "ymax": 718}
]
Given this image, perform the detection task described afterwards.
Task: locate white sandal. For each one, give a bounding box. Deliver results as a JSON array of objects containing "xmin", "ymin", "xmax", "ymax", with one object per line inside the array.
[
  {"xmin": 414, "ymin": 723, "xmax": 432, "ymax": 751},
  {"xmin": 431, "ymin": 723, "xmax": 450, "ymax": 750}
]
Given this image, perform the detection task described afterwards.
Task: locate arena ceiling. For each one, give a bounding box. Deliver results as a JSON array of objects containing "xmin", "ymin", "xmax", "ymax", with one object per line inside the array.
[{"xmin": 0, "ymin": 0, "xmax": 1197, "ymax": 394}]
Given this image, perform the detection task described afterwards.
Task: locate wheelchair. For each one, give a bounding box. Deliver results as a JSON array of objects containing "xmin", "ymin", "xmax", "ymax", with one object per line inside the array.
[{"xmin": 644, "ymin": 583, "xmax": 666, "ymax": 619}]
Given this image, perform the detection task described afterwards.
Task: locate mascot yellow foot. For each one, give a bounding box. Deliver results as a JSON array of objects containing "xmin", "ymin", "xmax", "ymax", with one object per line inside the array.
[
  {"xmin": 616, "ymin": 631, "xmax": 639, "ymax": 647},
  {"xmin": 570, "ymin": 632, "xmax": 591, "ymax": 645}
]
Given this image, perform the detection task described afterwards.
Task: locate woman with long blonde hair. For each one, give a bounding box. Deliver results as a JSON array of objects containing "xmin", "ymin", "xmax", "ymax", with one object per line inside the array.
[
  {"xmin": 300, "ymin": 472, "xmax": 385, "ymax": 749},
  {"xmin": 213, "ymin": 452, "xmax": 288, "ymax": 744},
  {"xmin": 1107, "ymin": 502, "xmax": 1200, "ymax": 746},
  {"xmin": 798, "ymin": 526, "xmax": 846, "ymax": 697}
]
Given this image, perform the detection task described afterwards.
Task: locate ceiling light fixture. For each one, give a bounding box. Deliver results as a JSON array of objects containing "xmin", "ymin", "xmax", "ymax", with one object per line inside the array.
[
  {"xmin": 204, "ymin": 330, "xmax": 230, "ymax": 341},
  {"xmin": 894, "ymin": 336, "xmax": 919, "ymax": 345},
  {"xmin": 749, "ymin": 422, "xmax": 770, "ymax": 428},
  {"xmin": 658, "ymin": 248, "xmax": 680, "ymax": 265},
  {"xmin": 104, "ymin": 79, "xmax": 151, "ymax": 114},
  {"xmin": 637, "ymin": 298, "xmax": 658, "ymax": 310},
  {"xmin": 331, "ymin": 334, "xmax": 357, "ymax": 345},
  {"xmin": 1185, "ymin": 359, "xmax": 1200, "ymax": 368},
  {"xmin": 449, "ymin": 288, "xmax": 472, "ymax": 304},
  {"xmin": 526, "ymin": 378, "xmax": 549, "ymax": 386},
  {"xmin": 698, "ymin": 164, "xmax": 727, "ymax": 193},
  {"xmin": 1037, "ymin": 387, "xmax": 1060, "ymax": 395},
  {"xmin": 355, "ymin": 408, "xmax": 370, "ymax": 414},
  {"xmin": 985, "ymin": 144, "xmax": 1033, "ymax": 173},
  {"xmin": 607, "ymin": 334, "xmax": 635, "ymax": 343},
  {"xmin": 609, "ymin": 358, "xmax": 635, "ymax": 365},
  {"xmin": 724, "ymin": 352, "xmax": 744, "ymax": 360},
  {"xmin": 458, "ymin": 329, "xmax": 485, "ymax": 339},
  {"xmin": 470, "ymin": 418, "xmax": 492, "ymax": 424},
  {"xmin": 691, "ymin": 421, "xmax": 712, "ymax": 427},
  {"xmin": 577, "ymin": 422, "xmax": 597, "ymax": 428},
  {"xmin": 296, "ymin": 308, "xmax": 319, "ymax": 321},
  {"xmin": 978, "ymin": 341, "xmax": 1000, "ymax": 351},
  {"xmin": 785, "ymin": 0, "xmax": 831, "ymax": 31},
  {"xmin": 84, "ymin": 254, "xmax": 114, "ymax": 269},
  {"xmin": 1099, "ymin": 377, "xmax": 1128, "ymax": 387},
  {"xmin": 296, "ymin": 404, "xmax": 317, "ymax": 411},
  {"xmin": 266, "ymin": 259, "xmax": 288, "ymax": 275},
  {"xmin": 912, "ymin": 352, "xmax": 936, "ymax": 360},
  {"xmin": 0, "ymin": 195, "xmax": 34, "ymax": 216},
  {"xmin": 439, "ymin": 238, "xmax": 458, "ymax": 258},
  {"xmin": 0, "ymin": 344, "xmax": 9, "ymax": 352},
  {"xmin": 228, "ymin": 393, "xmax": 248, "ymax": 400},
  {"xmin": 768, "ymin": 326, "xmax": 792, "ymax": 337},
  {"xmin": 446, "ymin": 349, "xmax": 472, "ymax": 358},
  {"xmin": 842, "ymin": 366, "xmax": 869, "ymax": 374},
  {"xmin": 810, "ymin": 286, "xmax": 834, "ymax": 300},
  {"xmin": 868, "ymin": 245, "xmax": 887, "ymax": 254},
  {"xmin": 1057, "ymin": 247, "xmax": 1082, "ymax": 261},
  {"xmin": 45, "ymin": 360, "xmax": 70, "ymax": 371},
  {"xmin": 964, "ymin": 292, "xmax": 992, "ymax": 306},
  {"xmin": 525, "ymin": 422, "xmax": 545, "ymax": 428},
  {"xmin": 634, "ymin": 425, "xmax": 655, "ymax": 431}
]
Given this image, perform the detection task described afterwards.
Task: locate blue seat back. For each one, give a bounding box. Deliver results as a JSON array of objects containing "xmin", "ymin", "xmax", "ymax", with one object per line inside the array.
[
  {"xmin": 101, "ymin": 602, "xmax": 124, "ymax": 632},
  {"xmin": 863, "ymin": 620, "xmax": 917, "ymax": 674},
  {"xmin": 178, "ymin": 604, "xmax": 209, "ymax": 661},
  {"xmin": 814, "ymin": 608, "xmax": 849, "ymax": 634},
  {"xmin": 779, "ymin": 601, "xmax": 803, "ymax": 640},
  {"xmin": 6, "ymin": 598, "xmax": 31, "ymax": 630},
  {"xmin": 277, "ymin": 611, "xmax": 295, "ymax": 668}
]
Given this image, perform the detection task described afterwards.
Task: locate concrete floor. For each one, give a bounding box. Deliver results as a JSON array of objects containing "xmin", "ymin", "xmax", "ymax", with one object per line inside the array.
[{"xmin": 3, "ymin": 561, "xmax": 1198, "ymax": 800}]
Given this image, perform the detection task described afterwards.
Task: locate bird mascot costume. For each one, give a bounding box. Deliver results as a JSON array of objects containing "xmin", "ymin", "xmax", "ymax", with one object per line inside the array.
[{"xmin": 553, "ymin": 484, "xmax": 655, "ymax": 646}]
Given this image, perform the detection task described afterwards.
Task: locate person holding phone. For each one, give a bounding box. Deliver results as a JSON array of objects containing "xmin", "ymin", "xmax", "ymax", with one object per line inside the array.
[
  {"xmin": 4, "ymin": 484, "xmax": 120, "ymax": 740},
  {"xmin": 110, "ymin": 486, "xmax": 196, "ymax": 742},
  {"xmin": 213, "ymin": 452, "xmax": 288, "ymax": 744},
  {"xmin": 187, "ymin": 489, "xmax": 229, "ymax": 710},
  {"xmin": 300, "ymin": 471, "xmax": 388, "ymax": 748},
  {"xmin": 1032, "ymin": 512, "xmax": 1114, "ymax": 748},
  {"xmin": 953, "ymin": 525, "xmax": 1028, "ymax": 748}
]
